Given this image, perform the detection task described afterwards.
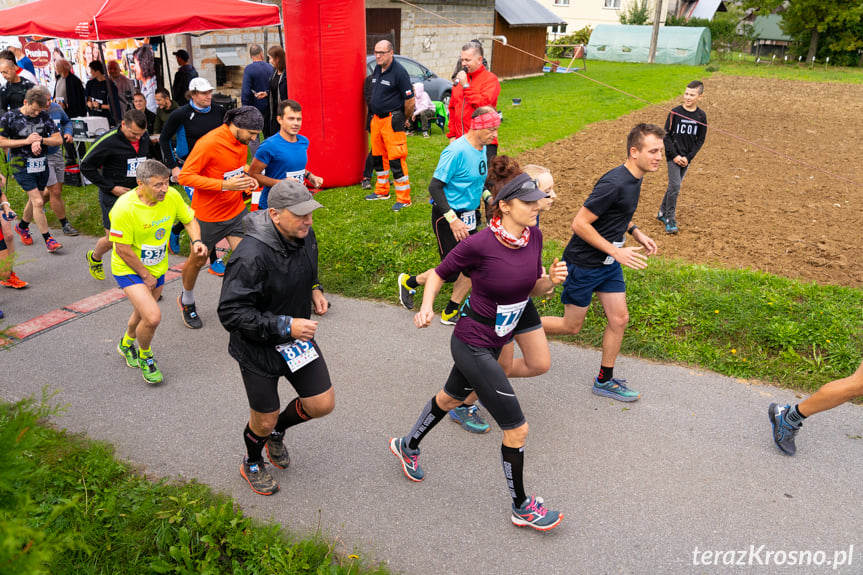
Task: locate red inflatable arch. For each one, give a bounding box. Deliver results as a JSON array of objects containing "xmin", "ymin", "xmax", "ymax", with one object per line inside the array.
[{"xmin": 283, "ymin": 0, "xmax": 367, "ymax": 188}]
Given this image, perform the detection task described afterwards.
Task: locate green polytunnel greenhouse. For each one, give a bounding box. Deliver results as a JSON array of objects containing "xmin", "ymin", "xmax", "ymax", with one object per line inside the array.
[{"xmin": 586, "ymin": 24, "xmax": 711, "ymax": 65}]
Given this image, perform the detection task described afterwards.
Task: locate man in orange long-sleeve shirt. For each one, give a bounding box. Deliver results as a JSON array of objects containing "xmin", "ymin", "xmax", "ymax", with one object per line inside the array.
[{"xmin": 176, "ymin": 106, "xmax": 263, "ymax": 329}]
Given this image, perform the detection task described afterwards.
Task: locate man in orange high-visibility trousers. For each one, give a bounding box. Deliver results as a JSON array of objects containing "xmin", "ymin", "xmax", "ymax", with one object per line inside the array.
[{"xmin": 366, "ymin": 40, "xmax": 415, "ymax": 212}]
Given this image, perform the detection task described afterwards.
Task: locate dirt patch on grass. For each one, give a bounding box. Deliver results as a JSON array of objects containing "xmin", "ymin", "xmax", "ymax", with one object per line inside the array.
[{"xmin": 518, "ymin": 75, "xmax": 863, "ymax": 287}]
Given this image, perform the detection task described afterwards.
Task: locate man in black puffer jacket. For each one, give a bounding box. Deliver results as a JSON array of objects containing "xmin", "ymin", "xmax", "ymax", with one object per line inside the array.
[{"xmin": 218, "ymin": 179, "xmax": 333, "ymax": 497}]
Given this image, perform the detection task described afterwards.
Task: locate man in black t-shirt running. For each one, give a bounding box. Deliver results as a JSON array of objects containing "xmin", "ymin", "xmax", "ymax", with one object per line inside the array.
[{"xmin": 541, "ymin": 124, "xmax": 664, "ymax": 402}]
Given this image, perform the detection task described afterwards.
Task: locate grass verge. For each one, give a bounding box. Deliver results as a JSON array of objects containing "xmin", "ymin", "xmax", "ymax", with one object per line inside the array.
[{"xmin": 0, "ymin": 391, "xmax": 390, "ymax": 575}]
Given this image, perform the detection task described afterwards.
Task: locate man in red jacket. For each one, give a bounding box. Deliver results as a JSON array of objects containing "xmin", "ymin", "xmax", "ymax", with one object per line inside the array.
[{"xmin": 447, "ymin": 42, "xmax": 500, "ymax": 155}]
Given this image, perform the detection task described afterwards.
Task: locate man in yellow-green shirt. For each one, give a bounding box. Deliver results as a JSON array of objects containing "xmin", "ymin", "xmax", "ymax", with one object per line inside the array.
[{"xmin": 109, "ymin": 159, "xmax": 208, "ymax": 384}]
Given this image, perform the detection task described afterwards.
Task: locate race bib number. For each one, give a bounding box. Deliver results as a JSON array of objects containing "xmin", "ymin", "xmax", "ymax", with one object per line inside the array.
[
  {"xmin": 126, "ymin": 156, "xmax": 147, "ymax": 178},
  {"xmin": 285, "ymin": 168, "xmax": 305, "ymax": 183},
  {"xmin": 603, "ymin": 239, "xmax": 626, "ymax": 266},
  {"xmin": 26, "ymin": 157, "xmax": 46, "ymax": 173},
  {"xmin": 460, "ymin": 210, "xmax": 476, "ymax": 231},
  {"xmin": 275, "ymin": 340, "xmax": 319, "ymax": 372},
  {"xmin": 140, "ymin": 243, "xmax": 166, "ymax": 266},
  {"xmin": 223, "ymin": 166, "xmax": 245, "ymax": 180},
  {"xmin": 495, "ymin": 299, "xmax": 528, "ymax": 338}
]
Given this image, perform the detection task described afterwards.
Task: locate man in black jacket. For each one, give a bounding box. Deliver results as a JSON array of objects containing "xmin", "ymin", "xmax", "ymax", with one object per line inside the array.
[
  {"xmin": 80, "ymin": 109, "xmax": 150, "ymax": 281},
  {"xmin": 218, "ymin": 179, "xmax": 333, "ymax": 496}
]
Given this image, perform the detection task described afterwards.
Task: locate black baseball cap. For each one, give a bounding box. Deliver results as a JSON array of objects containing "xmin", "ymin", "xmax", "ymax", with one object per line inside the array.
[
  {"xmin": 173, "ymin": 49, "xmax": 190, "ymax": 60},
  {"xmin": 493, "ymin": 173, "xmax": 549, "ymax": 205}
]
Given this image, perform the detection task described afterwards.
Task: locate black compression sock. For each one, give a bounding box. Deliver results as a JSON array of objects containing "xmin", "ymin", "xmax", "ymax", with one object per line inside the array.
[
  {"xmin": 597, "ymin": 366, "xmax": 613, "ymax": 384},
  {"xmin": 407, "ymin": 395, "xmax": 447, "ymax": 450},
  {"xmin": 243, "ymin": 423, "xmax": 269, "ymax": 463},
  {"xmin": 19, "ymin": 220, "xmax": 30, "ymax": 230},
  {"xmin": 406, "ymin": 275, "xmax": 419, "ymax": 289},
  {"xmin": 501, "ymin": 444, "xmax": 526, "ymax": 506},
  {"xmin": 444, "ymin": 300, "xmax": 460, "ymax": 315},
  {"xmin": 42, "ymin": 232, "xmax": 51, "ymax": 242},
  {"xmin": 60, "ymin": 218, "xmax": 69, "ymax": 227},
  {"xmin": 274, "ymin": 397, "xmax": 312, "ymax": 433}
]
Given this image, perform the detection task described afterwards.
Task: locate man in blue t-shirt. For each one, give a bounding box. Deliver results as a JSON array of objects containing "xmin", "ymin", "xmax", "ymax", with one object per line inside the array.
[
  {"xmin": 248, "ymin": 99, "xmax": 322, "ymax": 210},
  {"xmin": 541, "ymin": 123, "xmax": 663, "ymax": 403}
]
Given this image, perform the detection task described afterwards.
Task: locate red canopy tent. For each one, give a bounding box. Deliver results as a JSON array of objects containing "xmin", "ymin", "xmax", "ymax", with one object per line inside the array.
[{"xmin": 0, "ymin": 0, "xmax": 281, "ymax": 40}]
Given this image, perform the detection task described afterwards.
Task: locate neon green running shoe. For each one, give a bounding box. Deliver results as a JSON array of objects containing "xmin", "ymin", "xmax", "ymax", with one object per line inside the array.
[
  {"xmin": 138, "ymin": 355, "xmax": 163, "ymax": 384},
  {"xmin": 86, "ymin": 250, "xmax": 104, "ymax": 280},
  {"xmin": 117, "ymin": 340, "xmax": 138, "ymax": 369}
]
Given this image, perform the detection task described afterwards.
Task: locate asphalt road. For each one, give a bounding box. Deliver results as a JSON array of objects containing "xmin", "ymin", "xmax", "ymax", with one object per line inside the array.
[{"xmin": 2, "ymin": 233, "xmax": 862, "ymax": 575}]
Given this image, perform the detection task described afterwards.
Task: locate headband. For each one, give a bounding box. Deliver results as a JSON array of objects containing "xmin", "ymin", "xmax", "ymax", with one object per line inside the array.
[
  {"xmin": 471, "ymin": 111, "xmax": 501, "ymax": 130},
  {"xmin": 224, "ymin": 106, "xmax": 264, "ymax": 131}
]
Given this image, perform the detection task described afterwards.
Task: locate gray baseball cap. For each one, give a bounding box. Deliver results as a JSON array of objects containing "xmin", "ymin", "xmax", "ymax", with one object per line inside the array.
[{"xmin": 268, "ymin": 179, "xmax": 323, "ymax": 216}]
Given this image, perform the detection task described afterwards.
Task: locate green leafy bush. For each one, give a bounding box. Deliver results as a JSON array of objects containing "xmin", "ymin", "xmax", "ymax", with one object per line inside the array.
[
  {"xmin": 547, "ymin": 26, "xmax": 593, "ymax": 59},
  {"xmin": 619, "ymin": 0, "xmax": 650, "ymax": 25}
]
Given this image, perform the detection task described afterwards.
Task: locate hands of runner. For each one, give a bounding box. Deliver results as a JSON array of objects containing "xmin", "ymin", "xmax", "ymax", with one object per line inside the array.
[
  {"xmin": 0, "ymin": 202, "xmax": 15, "ymax": 222},
  {"xmin": 450, "ymin": 218, "xmax": 469, "ymax": 241},
  {"xmin": 111, "ymin": 186, "xmax": 130, "ymax": 197},
  {"xmin": 171, "ymin": 167, "xmax": 181, "ymax": 183},
  {"xmin": 190, "ymin": 240, "xmax": 208, "ymax": 258},
  {"xmin": 223, "ymin": 174, "xmax": 258, "ymax": 191},
  {"xmin": 312, "ymin": 290, "xmax": 329, "ymax": 315},
  {"xmin": 674, "ymin": 155, "xmax": 688, "ymax": 167},
  {"xmin": 414, "ymin": 307, "xmax": 434, "ymax": 329},
  {"xmin": 307, "ymin": 174, "xmax": 323, "ymax": 189},
  {"xmin": 27, "ymin": 134, "xmax": 42, "ymax": 155},
  {"xmin": 632, "ymin": 229, "xmax": 658, "ymax": 256},
  {"xmin": 548, "ymin": 257, "xmax": 567, "ymax": 285},
  {"xmin": 290, "ymin": 318, "xmax": 318, "ymax": 341},
  {"xmin": 63, "ymin": 133, "xmax": 74, "ymax": 144},
  {"xmin": 142, "ymin": 272, "xmax": 157, "ymax": 290},
  {"xmin": 614, "ymin": 246, "xmax": 649, "ymax": 270}
]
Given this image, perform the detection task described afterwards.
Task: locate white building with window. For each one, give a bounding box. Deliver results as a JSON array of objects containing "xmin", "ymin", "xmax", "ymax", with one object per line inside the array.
[{"xmin": 544, "ymin": 0, "xmax": 670, "ymax": 37}]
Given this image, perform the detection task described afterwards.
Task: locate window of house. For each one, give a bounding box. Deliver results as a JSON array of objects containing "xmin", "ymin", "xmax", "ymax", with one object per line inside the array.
[{"xmin": 604, "ymin": 0, "xmax": 621, "ymax": 8}]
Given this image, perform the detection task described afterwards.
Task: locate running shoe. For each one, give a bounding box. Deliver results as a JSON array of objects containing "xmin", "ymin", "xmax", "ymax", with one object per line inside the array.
[
  {"xmin": 86, "ymin": 250, "xmax": 105, "ymax": 280},
  {"xmin": 397, "ymin": 273, "xmax": 415, "ymax": 310},
  {"xmin": 117, "ymin": 340, "xmax": 138, "ymax": 369},
  {"xmin": 0, "ymin": 271, "xmax": 28, "ymax": 289},
  {"xmin": 389, "ymin": 436, "xmax": 424, "ymax": 482},
  {"xmin": 361, "ymin": 178, "xmax": 372, "ymax": 190},
  {"xmin": 45, "ymin": 237, "xmax": 63, "ymax": 253},
  {"xmin": 666, "ymin": 220, "xmax": 679, "ymax": 234},
  {"xmin": 768, "ymin": 403, "xmax": 800, "ymax": 456},
  {"xmin": 177, "ymin": 294, "xmax": 203, "ymax": 329},
  {"xmin": 423, "ymin": 132, "xmax": 430, "ymax": 138},
  {"xmin": 592, "ymin": 377, "xmax": 641, "ymax": 402},
  {"xmin": 208, "ymin": 258, "xmax": 226, "ymax": 276},
  {"xmin": 240, "ymin": 458, "xmax": 280, "ymax": 495},
  {"xmin": 511, "ymin": 495, "xmax": 564, "ymax": 531},
  {"xmin": 440, "ymin": 308, "xmax": 459, "ymax": 326},
  {"xmin": 61, "ymin": 222, "xmax": 80, "ymax": 236},
  {"xmin": 168, "ymin": 230, "xmax": 181, "ymax": 254},
  {"xmin": 138, "ymin": 355, "xmax": 163, "ymax": 384},
  {"xmin": 656, "ymin": 211, "xmax": 667, "ymax": 225},
  {"xmin": 448, "ymin": 405, "xmax": 490, "ymax": 434},
  {"xmin": 265, "ymin": 431, "xmax": 291, "ymax": 470},
  {"xmin": 365, "ymin": 193, "xmax": 390, "ymax": 201},
  {"xmin": 14, "ymin": 223, "xmax": 33, "ymax": 245},
  {"xmin": 391, "ymin": 202, "xmax": 412, "ymax": 212}
]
